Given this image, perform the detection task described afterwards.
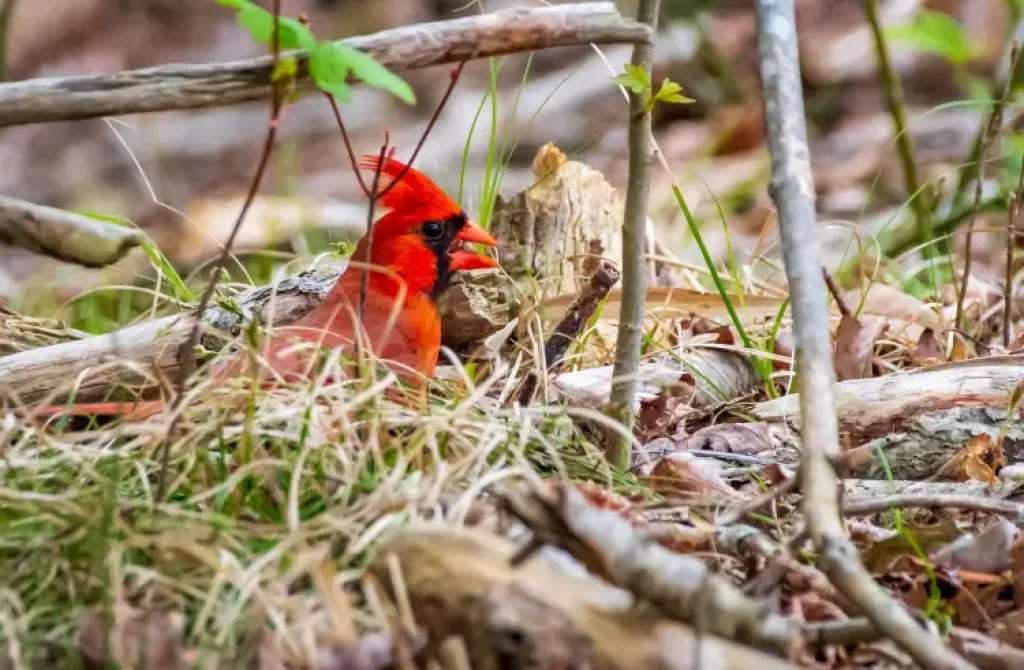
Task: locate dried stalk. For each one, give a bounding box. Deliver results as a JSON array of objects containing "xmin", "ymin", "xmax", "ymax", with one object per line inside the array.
[
  {"xmin": 0, "ymin": 0, "xmax": 16, "ymax": 82},
  {"xmin": 755, "ymin": 1, "xmax": 973, "ymax": 668},
  {"xmin": 1007, "ymin": 171, "xmax": 1024, "ymax": 346},
  {"xmin": 608, "ymin": 0, "xmax": 659, "ymax": 469},
  {"xmin": 863, "ymin": 0, "xmax": 934, "ymax": 256},
  {"xmin": 0, "ymin": 3, "xmax": 650, "ymax": 127},
  {"xmin": 516, "ymin": 259, "xmax": 620, "ymax": 405},
  {"xmin": 955, "ymin": 44, "xmax": 1019, "ymax": 335},
  {"xmin": 158, "ymin": 0, "xmax": 286, "ymax": 503}
]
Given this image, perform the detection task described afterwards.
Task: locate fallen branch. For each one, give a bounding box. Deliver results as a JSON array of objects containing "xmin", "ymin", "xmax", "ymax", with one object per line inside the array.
[
  {"xmin": 0, "ymin": 3, "xmax": 651, "ymax": 127},
  {"xmin": 752, "ymin": 357, "xmax": 1024, "ymax": 479},
  {"xmin": 755, "ymin": 1, "xmax": 971, "ymax": 667},
  {"xmin": 843, "ymin": 492, "xmax": 1024, "ymax": 521},
  {"xmin": 496, "ymin": 482, "xmax": 802, "ymax": 657},
  {"xmin": 369, "ymin": 523, "xmax": 799, "ymax": 670},
  {"xmin": 0, "ymin": 265, "xmax": 513, "ymax": 403},
  {"xmin": 516, "ymin": 259, "xmax": 620, "ymax": 405},
  {"xmin": 0, "ymin": 195, "xmax": 144, "ymax": 267}
]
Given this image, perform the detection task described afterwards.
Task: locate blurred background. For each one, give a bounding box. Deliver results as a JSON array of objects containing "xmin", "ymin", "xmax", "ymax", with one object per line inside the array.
[{"xmin": 0, "ymin": 0, "xmax": 1019, "ymax": 332}]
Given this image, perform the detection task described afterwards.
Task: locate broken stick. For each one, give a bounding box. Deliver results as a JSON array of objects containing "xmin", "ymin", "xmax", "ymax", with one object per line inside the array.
[{"xmin": 516, "ymin": 259, "xmax": 620, "ymax": 404}]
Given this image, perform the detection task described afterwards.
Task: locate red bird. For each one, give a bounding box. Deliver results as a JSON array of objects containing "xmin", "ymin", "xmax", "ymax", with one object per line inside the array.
[{"xmin": 34, "ymin": 155, "xmax": 497, "ymax": 418}]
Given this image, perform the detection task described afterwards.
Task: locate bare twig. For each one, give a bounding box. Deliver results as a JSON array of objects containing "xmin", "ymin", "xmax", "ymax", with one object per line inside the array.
[
  {"xmin": 955, "ymin": 44, "xmax": 1019, "ymax": 334},
  {"xmin": 496, "ymin": 483, "xmax": 803, "ymax": 656},
  {"xmin": 951, "ymin": 22, "xmax": 1024, "ymax": 208},
  {"xmin": 608, "ymin": 0, "xmax": 659, "ymax": 469},
  {"xmin": 359, "ymin": 138, "xmax": 391, "ymax": 324},
  {"xmin": 516, "ymin": 259, "xmax": 620, "ymax": 405},
  {"xmin": 376, "ymin": 64, "xmax": 465, "ymax": 201},
  {"xmin": 0, "ymin": 3, "xmax": 650, "ymax": 127},
  {"xmin": 822, "ymin": 268, "xmax": 850, "ymax": 318},
  {"xmin": 327, "ymin": 95, "xmax": 370, "ymax": 199},
  {"xmin": 756, "ymin": 2, "xmax": 973, "ymax": 668},
  {"xmin": 1007, "ymin": 170, "xmax": 1024, "ymax": 346},
  {"xmin": 863, "ymin": 0, "xmax": 934, "ymax": 257},
  {"xmin": 0, "ymin": 0, "xmax": 16, "ymax": 82},
  {"xmin": 0, "ymin": 195, "xmax": 144, "ymax": 267},
  {"xmin": 156, "ymin": 0, "xmax": 286, "ymax": 504},
  {"xmin": 717, "ymin": 476, "xmax": 797, "ymax": 526},
  {"xmin": 844, "ymin": 494, "xmax": 1024, "ymax": 521}
]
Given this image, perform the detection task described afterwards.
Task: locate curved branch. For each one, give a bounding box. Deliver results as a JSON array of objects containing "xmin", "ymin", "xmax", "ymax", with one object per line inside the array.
[{"xmin": 0, "ymin": 3, "xmax": 651, "ymax": 127}]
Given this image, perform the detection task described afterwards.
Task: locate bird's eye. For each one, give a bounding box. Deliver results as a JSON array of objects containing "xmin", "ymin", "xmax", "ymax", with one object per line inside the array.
[{"xmin": 422, "ymin": 221, "xmax": 444, "ymax": 240}]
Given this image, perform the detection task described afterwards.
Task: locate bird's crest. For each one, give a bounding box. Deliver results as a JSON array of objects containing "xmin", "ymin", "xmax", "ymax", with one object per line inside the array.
[{"xmin": 358, "ymin": 155, "xmax": 462, "ymax": 220}]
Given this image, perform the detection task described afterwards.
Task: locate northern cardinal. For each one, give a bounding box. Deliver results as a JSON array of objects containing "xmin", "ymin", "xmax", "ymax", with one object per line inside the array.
[{"xmin": 33, "ymin": 155, "xmax": 498, "ymax": 419}]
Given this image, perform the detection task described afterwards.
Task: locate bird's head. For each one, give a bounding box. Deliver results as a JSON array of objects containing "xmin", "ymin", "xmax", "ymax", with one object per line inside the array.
[{"xmin": 352, "ymin": 154, "xmax": 498, "ymax": 298}]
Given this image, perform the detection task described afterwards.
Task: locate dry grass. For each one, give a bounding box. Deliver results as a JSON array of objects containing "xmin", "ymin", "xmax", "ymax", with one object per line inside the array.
[{"xmin": 0, "ymin": 321, "xmax": 646, "ymax": 667}]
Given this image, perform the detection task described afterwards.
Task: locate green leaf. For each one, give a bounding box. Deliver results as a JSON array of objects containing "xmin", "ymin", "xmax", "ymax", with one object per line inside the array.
[
  {"xmin": 272, "ymin": 56, "xmax": 298, "ymax": 83},
  {"xmin": 318, "ymin": 81, "xmax": 352, "ymax": 103},
  {"xmin": 336, "ymin": 44, "xmax": 415, "ymax": 104},
  {"xmin": 654, "ymin": 78, "xmax": 695, "ymax": 105},
  {"xmin": 885, "ymin": 10, "xmax": 973, "ymax": 64},
  {"xmin": 624, "ymin": 63, "xmax": 650, "ymax": 89},
  {"xmin": 224, "ymin": 0, "xmax": 315, "ymax": 51},
  {"xmin": 309, "ymin": 42, "xmax": 349, "ymax": 84},
  {"xmin": 309, "ymin": 42, "xmax": 352, "ymax": 100},
  {"xmin": 610, "ymin": 62, "xmax": 651, "ymax": 94}
]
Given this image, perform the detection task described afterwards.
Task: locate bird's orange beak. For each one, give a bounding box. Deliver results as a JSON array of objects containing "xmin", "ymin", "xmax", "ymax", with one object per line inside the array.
[{"xmin": 449, "ymin": 220, "xmax": 498, "ymax": 271}]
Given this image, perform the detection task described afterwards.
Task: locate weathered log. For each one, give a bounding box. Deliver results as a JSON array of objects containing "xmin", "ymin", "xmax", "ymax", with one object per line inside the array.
[
  {"xmin": 0, "ymin": 4, "xmax": 651, "ymax": 127},
  {"xmin": 368, "ymin": 524, "xmax": 798, "ymax": 670},
  {"xmin": 0, "ymin": 195, "xmax": 145, "ymax": 267},
  {"xmin": 0, "ymin": 264, "xmax": 514, "ymax": 403},
  {"xmin": 753, "ymin": 357, "xmax": 1024, "ymax": 480}
]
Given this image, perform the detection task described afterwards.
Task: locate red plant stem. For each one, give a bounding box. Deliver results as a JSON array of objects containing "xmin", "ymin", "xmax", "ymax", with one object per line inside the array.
[
  {"xmin": 359, "ymin": 137, "xmax": 391, "ymax": 324},
  {"xmin": 327, "ymin": 94, "xmax": 371, "ymax": 198},
  {"xmin": 377, "ymin": 62, "xmax": 466, "ymax": 199},
  {"xmin": 156, "ymin": 0, "xmax": 285, "ymax": 504}
]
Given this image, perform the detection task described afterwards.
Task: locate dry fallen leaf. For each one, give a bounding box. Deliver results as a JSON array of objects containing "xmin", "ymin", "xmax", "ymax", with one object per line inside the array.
[
  {"xmin": 636, "ymin": 374, "xmax": 697, "ymax": 442},
  {"xmin": 934, "ymin": 433, "xmax": 1006, "ymax": 484},
  {"xmin": 863, "ymin": 520, "xmax": 963, "ymax": 573},
  {"xmin": 833, "ymin": 314, "xmax": 885, "ymax": 381},
  {"xmin": 647, "ymin": 453, "xmax": 738, "ymax": 499},
  {"xmin": 932, "ymin": 518, "xmax": 1020, "ymax": 575},
  {"xmin": 677, "ymin": 422, "xmax": 772, "ymax": 455},
  {"xmin": 78, "ymin": 604, "xmax": 187, "ymax": 670},
  {"xmin": 913, "ymin": 327, "xmax": 944, "ymax": 365}
]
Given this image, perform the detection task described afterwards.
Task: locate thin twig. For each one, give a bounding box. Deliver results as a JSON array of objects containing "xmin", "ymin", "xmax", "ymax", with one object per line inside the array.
[
  {"xmin": 1007, "ymin": 170, "xmax": 1024, "ymax": 346},
  {"xmin": 608, "ymin": 0, "xmax": 659, "ymax": 470},
  {"xmin": 376, "ymin": 63, "xmax": 466, "ymax": 201},
  {"xmin": 844, "ymin": 494, "xmax": 1024, "ymax": 521},
  {"xmin": 516, "ymin": 260, "xmax": 621, "ymax": 405},
  {"xmin": 0, "ymin": 0, "xmax": 16, "ymax": 82},
  {"xmin": 756, "ymin": 2, "xmax": 973, "ymax": 668},
  {"xmin": 863, "ymin": 0, "xmax": 935, "ymax": 257},
  {"xmin": 327, "ymin": 95, "xmax": 370, "ymax": 198},
  {"xmin": 955, "ymin": 44, "xmax": 1019, "ymax": 335},
  {"xmin": 717, "ymin": 476, "xmax": 797, "ymax": 526},
  {"xmin": 0, "ymin": 3, "xmax": 650, "ymax": 127},
  {"xmin": 156, "ymin": 0, "xmax": 286, "ymax": 504},
  {"xmin": 359, "ymin": 138, "xmax": 391, "ymax": 324},
  {"xmin": 822, "ymin": 268, "xmax": 850, "ymax": 318},
  {"xmin": 950, "ymin": 21, "xmax": 1024, "ymax": 208}
]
